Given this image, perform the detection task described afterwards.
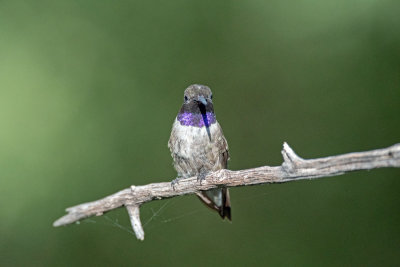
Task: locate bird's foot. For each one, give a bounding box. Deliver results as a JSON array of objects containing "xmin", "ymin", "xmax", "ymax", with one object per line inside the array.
[
  {"xmin": 171, "ymin": 177, "xmax": 181, "ymax": 190},
  {"xmin": 197, "ymin": 171, "xmax": 208, "ymax": 185}
]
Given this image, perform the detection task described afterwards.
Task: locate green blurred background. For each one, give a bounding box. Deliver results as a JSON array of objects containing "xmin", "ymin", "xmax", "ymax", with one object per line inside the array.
[{"xmin": 1, "ymin": 0, "xmax": 399, "ymax": 266}]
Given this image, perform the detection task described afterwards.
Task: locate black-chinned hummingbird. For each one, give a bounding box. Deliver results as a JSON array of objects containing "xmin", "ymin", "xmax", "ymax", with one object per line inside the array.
[{"xmin": 168, "ymin": 84, "xmax": 231, "ymax": 220}]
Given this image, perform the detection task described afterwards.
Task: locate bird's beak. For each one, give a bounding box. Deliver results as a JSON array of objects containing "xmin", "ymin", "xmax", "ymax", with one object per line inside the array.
[{"xmin": 197, "ymin": 95, "xmax": 208, "ymax": 106}]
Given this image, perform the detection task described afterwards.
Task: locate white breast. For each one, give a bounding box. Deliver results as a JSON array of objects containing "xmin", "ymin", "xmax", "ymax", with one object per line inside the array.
[
  {"xmin": 170, "ymin": 119, "xmax": 220, "ymax": 156},
  {"xmin": 168, "ymin": 117, "xmax": 229, "ymax": 178}
]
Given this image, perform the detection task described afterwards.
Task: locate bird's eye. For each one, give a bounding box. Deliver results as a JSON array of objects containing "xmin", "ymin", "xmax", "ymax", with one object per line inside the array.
[
  {"xmin": 184, "ymin": 96, "xmax": 188, "ymax": 101},
  {"xmin": 210, "ymin": 94, "xmax": 213, "ymax": 99}
]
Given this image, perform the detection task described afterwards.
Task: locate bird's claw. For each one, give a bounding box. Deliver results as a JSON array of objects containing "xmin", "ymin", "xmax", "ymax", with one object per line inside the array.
[
  {"xmin": 171, "ymin": 178, "xmax": 180, "ymax": 190},
  {"xmin": 197, "ymin": 172, "xmax": 207, "ymax": 185}
]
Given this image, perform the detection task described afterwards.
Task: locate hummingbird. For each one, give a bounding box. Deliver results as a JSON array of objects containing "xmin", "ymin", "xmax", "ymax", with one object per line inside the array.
[{"xmin": 168, "ymin": 84, "xmax": 231, "ymax": 220}]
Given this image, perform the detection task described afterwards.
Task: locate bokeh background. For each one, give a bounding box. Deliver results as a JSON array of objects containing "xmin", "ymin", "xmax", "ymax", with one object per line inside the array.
[{"xmin": 1, "ymin": 0, "xmax": 399, "ymax": 266}]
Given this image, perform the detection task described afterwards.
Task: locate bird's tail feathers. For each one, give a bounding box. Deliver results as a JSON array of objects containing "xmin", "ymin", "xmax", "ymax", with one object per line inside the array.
[{"xmin": 196, "ymin": 188, "xmax": 231, "ymax": 220}]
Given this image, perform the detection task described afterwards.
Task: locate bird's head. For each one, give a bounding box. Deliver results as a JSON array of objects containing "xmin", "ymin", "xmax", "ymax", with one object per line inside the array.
[
  {"xmin": 183, "ymin": 84, "xmax": 213, "ymax": 107},
  {"xmin": 177, "ymin": 84, "xmax": 216, "ymax": 128}
]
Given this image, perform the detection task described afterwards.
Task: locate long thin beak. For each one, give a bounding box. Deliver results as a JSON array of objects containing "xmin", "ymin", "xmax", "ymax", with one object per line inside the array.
[{"xmin": 197, "ymin": 95, "xmax": 208, "ymax": 105}]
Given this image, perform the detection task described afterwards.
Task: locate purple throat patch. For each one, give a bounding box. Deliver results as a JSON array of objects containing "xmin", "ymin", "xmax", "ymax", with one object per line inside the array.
[{"xmin": 177, "ymin": 112, "xmax": 216, "ymax": 127}]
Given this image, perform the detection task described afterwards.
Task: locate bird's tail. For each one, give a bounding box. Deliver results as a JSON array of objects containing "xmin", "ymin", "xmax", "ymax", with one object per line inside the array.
[{"xmin": 196, "ymin": 188, "xmax": 231, "ymax": 220}]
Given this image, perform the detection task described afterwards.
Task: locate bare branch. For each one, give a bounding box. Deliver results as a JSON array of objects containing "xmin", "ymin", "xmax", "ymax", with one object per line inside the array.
[
  {"xmin": 53, "ymin": 143, "xmax": 400, "ymax": 240},
  {"xmin": 126, "ymin": 203, "xmax": 144, "ymax": 241}
]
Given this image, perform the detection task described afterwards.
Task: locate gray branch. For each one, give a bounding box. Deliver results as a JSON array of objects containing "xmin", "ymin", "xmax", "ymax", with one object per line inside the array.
[{"xmin": 53, "ymin": 142, "xmax": 400, "ymax": 240}]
